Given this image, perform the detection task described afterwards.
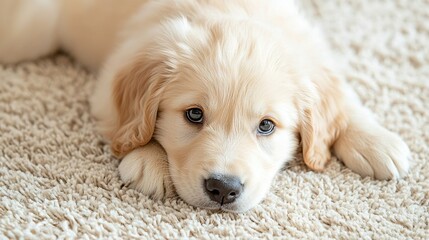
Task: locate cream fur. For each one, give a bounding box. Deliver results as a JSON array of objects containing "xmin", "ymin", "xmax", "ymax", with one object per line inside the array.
[{"xmin": 0, "ymin": 0, "xmax": 410, "ymax": 212}]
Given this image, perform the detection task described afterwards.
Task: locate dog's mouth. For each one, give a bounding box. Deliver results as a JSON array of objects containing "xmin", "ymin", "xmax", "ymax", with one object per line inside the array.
[
  {"xmin": 220, "ymin": 204, "xmax": 246, "ymax": 213},
  {"xmin": 192, "ymin": 200, "xmax": 243, "ymax": 213}
]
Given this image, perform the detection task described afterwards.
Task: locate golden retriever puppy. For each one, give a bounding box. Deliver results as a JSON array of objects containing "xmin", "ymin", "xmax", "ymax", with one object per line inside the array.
[{"xmin": 0, "ymin": 0, "xmax": 410, "ymax": 212}]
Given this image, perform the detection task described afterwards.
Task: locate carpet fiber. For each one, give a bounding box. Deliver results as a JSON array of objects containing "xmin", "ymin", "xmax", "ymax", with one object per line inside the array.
[{"xmin": 1, "ymin": 0, "xmax": 428, "ymax": 238}]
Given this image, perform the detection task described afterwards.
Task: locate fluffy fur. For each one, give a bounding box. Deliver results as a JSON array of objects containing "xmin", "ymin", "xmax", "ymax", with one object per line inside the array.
[{"xmin": 0, "ymin": 0, "xmax": 410, "ymax": 212}]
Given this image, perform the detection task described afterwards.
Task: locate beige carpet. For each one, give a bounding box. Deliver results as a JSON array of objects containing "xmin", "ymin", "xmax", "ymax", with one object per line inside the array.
[{"xmin": 1, "ymin": 0, "xmax": 428, "ymax": 238}]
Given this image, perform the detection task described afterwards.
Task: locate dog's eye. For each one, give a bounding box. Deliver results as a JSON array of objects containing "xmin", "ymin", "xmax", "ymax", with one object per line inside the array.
[
  {"xmin": 185, "ymin": 108, "xmax": 204, "ymax": 123},
  {"xmin": 258, "ymin": 119, "xmax": 275, "ymax": 135}
]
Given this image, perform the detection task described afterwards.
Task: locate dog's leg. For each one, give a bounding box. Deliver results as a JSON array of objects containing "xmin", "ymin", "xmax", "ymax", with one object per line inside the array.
[
  {"xmin": 333, "ymin": 86, "xmax": 410, "ymax": 179},
  {"xmin": 118, "ymin": 141, "xmax": 174, "ymax": 200},
  {"xmin": 0, "ymin": 0, "xmax": 59, "ymax": 64}
]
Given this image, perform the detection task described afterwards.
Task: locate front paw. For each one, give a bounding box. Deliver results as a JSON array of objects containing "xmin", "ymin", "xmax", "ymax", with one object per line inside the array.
[
  {"xmin": 118, "ymin": 144, "xmax": 174, "ymax": 200},
  {"xmin": 334, "ymin": 126, "xmax": 410, "ymax": 180}
]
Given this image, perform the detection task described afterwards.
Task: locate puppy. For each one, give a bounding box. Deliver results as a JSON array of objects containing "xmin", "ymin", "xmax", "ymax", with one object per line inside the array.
[{"xmin": 0, "ymin": 0, "xmax": 410, "ymax": 212}]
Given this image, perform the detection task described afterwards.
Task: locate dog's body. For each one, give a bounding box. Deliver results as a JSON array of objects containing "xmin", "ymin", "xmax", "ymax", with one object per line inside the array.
[{"xmin": 0, "ymin": 0, "xmax": 410, "ymax": 212}]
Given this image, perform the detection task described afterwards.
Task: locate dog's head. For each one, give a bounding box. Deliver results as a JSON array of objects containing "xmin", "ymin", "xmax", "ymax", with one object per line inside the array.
[{"xmin": 110, "ymin": 17, "xmax": 344, "ymax": 212}]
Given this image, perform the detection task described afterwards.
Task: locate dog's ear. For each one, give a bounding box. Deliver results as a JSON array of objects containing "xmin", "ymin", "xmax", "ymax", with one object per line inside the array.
[
  {"xmin": 109, "ymin": 17, "xmax": 197, "ymax": 157},
  {"xmin": 298, "ymin": 69, "xmax": 348, "ymax": 171},
  {"xmin": 110, "ymin": 53, "xmax": 168, "ymax": 157}
]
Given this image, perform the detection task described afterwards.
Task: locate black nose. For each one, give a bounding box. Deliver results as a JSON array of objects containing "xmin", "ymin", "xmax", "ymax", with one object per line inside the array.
[{"xmin": 204, "ymin": 175, "xmax": 243, "ymax": 205}]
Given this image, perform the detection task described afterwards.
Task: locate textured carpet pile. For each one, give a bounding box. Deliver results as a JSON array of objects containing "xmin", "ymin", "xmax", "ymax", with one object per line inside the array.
[{"xmin": 1, "ymin": 0, "xmax": 428, "ymax": 238}]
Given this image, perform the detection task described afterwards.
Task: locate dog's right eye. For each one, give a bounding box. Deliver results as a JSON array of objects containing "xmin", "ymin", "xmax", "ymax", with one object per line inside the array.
[
  {"xmin": 257, "ymin": 119, "xmax": 276, "ymax": 135},
  {"xmin": 185, "ymin": 108, "xmax": 204, "ymax": 124}
]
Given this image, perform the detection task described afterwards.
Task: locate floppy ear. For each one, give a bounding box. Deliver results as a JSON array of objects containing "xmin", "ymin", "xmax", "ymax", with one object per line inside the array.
[
  {"xmin": 298, "ymin": 69, "xmax": 348, "ymax": 171},
  {"xmin": 108, "ymin": 17, "xmax": 197, "ymax": 157},
  {"xmin": 110, "ymin": 53, "xmax": 169, "ymax": 157}
]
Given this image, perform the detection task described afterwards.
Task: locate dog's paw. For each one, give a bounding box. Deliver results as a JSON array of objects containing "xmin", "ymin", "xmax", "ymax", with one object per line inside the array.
[
  {"xmin": 118, "ymin": 143, "xmax": 174, "ymax": 200},
  {"xmin": 334, "ymin": 126, "xmax": 410, "ymax": 180}
]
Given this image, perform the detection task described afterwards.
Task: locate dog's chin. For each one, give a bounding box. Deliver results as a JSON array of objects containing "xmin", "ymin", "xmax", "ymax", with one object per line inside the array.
[
  {"xmin": 221, "ymin": 203, "xmax": 252, "ymax": 213},
  {"xmin": 175, "ymin": 188, "xmax": 258, "ymax": 213},
  {"xmin": 185, "ymin": 200, "xmax": 252, "ymax": 213}
]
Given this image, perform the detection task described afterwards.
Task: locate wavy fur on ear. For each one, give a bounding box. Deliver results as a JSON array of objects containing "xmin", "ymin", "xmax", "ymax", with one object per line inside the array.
[
  {"xmin": 109, "ymin": 17, "xmax": 196, "ymax": 157},
  {"xmin": 111, "ymin": 54, "xmax": 167, "ymax": 157},
  {"xmin": 299, "ymin": 69, "xmax": 349, "ymax": 171}
]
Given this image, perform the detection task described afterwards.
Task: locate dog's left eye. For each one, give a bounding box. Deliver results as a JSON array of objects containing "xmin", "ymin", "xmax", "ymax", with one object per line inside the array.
[
  {"xmin": 185, "ymin": 108, "xmax": 204, "ymax": 123},
  {"xmin": 258, "ymin": 119, "xmax": 275, "ymax": 135}
]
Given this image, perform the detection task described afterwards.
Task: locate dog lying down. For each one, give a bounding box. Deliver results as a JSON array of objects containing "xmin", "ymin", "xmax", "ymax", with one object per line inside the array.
[{"xmin": 0, "ymin": 0, "xmax": 410, "ymax": 212}]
